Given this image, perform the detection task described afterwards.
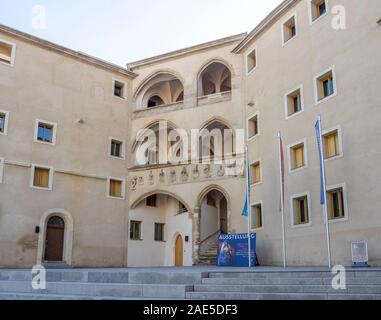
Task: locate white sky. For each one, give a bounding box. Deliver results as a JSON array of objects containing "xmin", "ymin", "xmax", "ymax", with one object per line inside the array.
[{"xmin": 0, "ymin": 0, "xmax": 283, "ymax": 66}]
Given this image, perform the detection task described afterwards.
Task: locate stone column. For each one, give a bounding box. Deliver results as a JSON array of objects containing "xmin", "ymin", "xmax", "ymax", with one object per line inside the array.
[{"xmin": 192, "ymin": 206, "xmax": 201, "ymax": 265}]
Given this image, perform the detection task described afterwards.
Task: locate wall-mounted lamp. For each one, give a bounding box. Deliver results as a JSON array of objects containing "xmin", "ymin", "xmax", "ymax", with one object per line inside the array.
[
  {"xmin": 35, "ymin": 226, "xmax": 40, "ymax": 234},
  {"xmin": 247, "ymin": 100, "xmax": 255, "ymax": 107},
  {"xmin": 185, "ymin": 236, "xmax": 189, "ymax": 243}
]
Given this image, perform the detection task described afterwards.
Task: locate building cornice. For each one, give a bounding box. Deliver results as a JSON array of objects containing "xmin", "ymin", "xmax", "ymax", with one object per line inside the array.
[
  {"xmin": 0, "ymin": 24, "xmax": 137, "ymax": 78},
  {"xmin": 232, "ymin": 0, "xmax": 300, "ymax": 54},
  {"xmin": 127, "ymin": 33, "xmax": 247, "ymax": 70}
]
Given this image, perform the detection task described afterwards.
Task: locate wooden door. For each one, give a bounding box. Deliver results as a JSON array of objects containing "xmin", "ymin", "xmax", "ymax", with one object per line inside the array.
[
  {"xmin": 175, "ymin": 235, "xmax": 183, "ymax": 267},
  {"xmin": 44, "ymin": 217, "xmax": 65, "ymax": 262}
]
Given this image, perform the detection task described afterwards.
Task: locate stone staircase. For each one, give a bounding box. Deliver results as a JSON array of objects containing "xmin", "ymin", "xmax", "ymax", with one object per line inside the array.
[
  {"xmin": 0, "ymin": 268, "xmax": 381, "ymax": 300},
  {"xmin": 186, "ymin": 269, "xmax": 381, "ymax": 300},
  {"xmin": 198, "ymin": 243, "xmax": 218, "ymax": 266}
]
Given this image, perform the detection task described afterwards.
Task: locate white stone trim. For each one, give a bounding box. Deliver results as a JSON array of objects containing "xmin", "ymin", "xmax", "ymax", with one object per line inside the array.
[
  {"xmin": 36, "ymin": 208, "xmax": 74, "ymax": 265},
  {"xmin": 34, "ymin": 119, "xmax": 57, "ymax": 146},
  {"xmin": 246, "ymin": 46, "xmax": 258, "ymax": 75},
  {"xmin": 287, "ymin": 138, "xmax": 308, "ymax": 174},
  {"xmin": 327, "ymin": 182, "xmax": 349, "ymax": 224},
  {"xmin": 108, "ymin": 136, "xmax": 126, "ymax": 160},
  {"xmin": 247, "ymin": 112, "xmax": 260, "ymax": 141},
  {"xmin": 30, "ymin": 164, "xmax": 54, "ymax": 191},
  {"xmin": 314, "ymin": 65, "xmax": 337, "ymax": 105},
  {"xmin": 284, "ymin": 84, "xmax": 305, "ymax": 120},
  {"xmin": 107, "ymin": 176, "xmax": 126, "ymax": 200},
  {"xmin": 0, "ymin": 38, "xmax": 16, "ymax": 67},
  {"xmin": 281, "ymin": 12, "xmax": 298, "ymax": 47},
  {"xmin": 250, "ymin": 200, "xmax": 264, "ymax": 231},
  {"xmin": 0, "ymin": 109, "xmax": 10, "ymax": 135},
  {"xmin": 112, "ymin": 78, "xmax": 127, "ymax": 100},
  {"xmin": 322, "ymin": 124, "xmax": 344, "ymax": 162},
  {"xmin": 290, "ymin": 191, "xmax": 313, "ymax": 229},
  {"xmin": 308, "ymin": 0, "xmax": 329, "ymax": 25}
]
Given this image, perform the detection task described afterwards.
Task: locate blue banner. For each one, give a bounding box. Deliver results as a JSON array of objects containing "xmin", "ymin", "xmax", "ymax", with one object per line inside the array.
[
  {"xmin": 217, "ymin": 233, "xmax": 256, "ymax": 267},
  {"xmin": 315, "ymin": 118, "xmax": 326, "ymax": 205}
]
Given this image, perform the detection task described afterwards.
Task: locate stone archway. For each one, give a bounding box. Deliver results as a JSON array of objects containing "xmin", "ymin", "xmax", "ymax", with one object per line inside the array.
[
  {"xmin": 193, "ymin": 185, "xmax": 232, "ymax": 264},
  {"xmin": 36, "ymin": 209, "xmax": 74, "ymax": 266}
]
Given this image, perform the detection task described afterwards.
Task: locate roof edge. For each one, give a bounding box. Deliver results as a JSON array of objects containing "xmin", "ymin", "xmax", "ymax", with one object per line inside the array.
[
  {"xmin": 232, "ymin": 0, "xmax": 299, "ymax": 54},
  {"xmin": 0, "ymin": 24, "xmax": 137, "ymax": 78},
  {"xmin": 128, "ymin": 33, "xmax": 247, "ymax": 70}
]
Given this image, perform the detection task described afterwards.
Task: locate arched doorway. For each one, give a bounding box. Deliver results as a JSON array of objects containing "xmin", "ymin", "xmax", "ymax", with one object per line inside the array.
[
  {"xmin": 175, "ymin": 235, "xmax": 184, "ymax": 267},
  {"xmin": 44, "ymin": 216, "xmax": 65, "ymax": 262}
]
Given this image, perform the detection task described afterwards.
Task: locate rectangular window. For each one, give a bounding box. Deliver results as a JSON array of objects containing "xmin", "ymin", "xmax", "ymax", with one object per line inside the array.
[
  {"xmin": 114, "ymin": 80, "xmax": 126, "ymax": 99},
  {"xmin": 251, "ymin": 203, "xmax": 263, "ymax": 229},
  {"xmin": 250, "ymin": 161, "xmax": 261, "ymax": 185},
  {"xmin": 154, "ymin": 223, "xmax": 165, "ymax": 242},
  {"xmin": 109, "ymin": 178, "xmax": 124, "ymax": 198},
  {"xmin": 247, "ymin": 48, "xmax": 257, "ymax": 73},
  {"xmin": 323, "ymin": 130, "xmax": 340, "ymax": 159},
  {"xmin": 130, "ymin": 221, "xmax": 142, "ymax": 240},
  {"xmin": 310, "ymin": 0, "xmax": 327, "ymax": 22},
  {"xmin": 32, "ymin": 166, "xmax": 52, "ymax": 190},
  {"xmin": 110, "ymin": 138, "xmax": 124, "ymax": 159},
  {"xmin": 293, "ymin": 196, "xmax": 310, "ymax": 225},
  {"xmin": 282, "ymin": 15, "xmax": 297, "ymax": 44},
  {"xmin": 248, "ymin": 114, "xmax": 259, "ymax": 139},
  {"xmin": 285, "ymin": 87, "xmax": 303, "ymax": 118},
  {"xmin": 146, "ymin": 195, "xmax": 157, "ymax": 207},
  {"xmin": 327, "ymin": 187, "xmax": 345, "ymax": 220},
  {"xmin": 0, "ymin": 40, "xmax": 15, "ymax": 66},
  {"xmin": 0, "ymin": 110, "xmax": 9, "ymax": 135},
  {"xmin": 290, "ymin": 143, "xmax": 306, "ymax": 170},
  {"xmin": 35, "ymin": 120, "xmax": 57, "ymax": 145},
  {"xmin": 315, "ymin": 68, "xmax": 336, "ymax": 102}
]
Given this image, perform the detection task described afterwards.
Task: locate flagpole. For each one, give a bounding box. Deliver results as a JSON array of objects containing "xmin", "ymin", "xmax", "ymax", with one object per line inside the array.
[
  {"xmin": 245, "ymin": 145, "xmax": 252, "ymax": 268},
  {"xmin": 277, "ymin": 132, "xmax": 287, "ymax": 269},
  {"xmin": 317, "ymin": 116, "xmax": 332, "ymax": 269}
]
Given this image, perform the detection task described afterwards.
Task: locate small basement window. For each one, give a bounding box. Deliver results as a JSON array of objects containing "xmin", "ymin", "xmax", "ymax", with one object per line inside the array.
[
  {"xmin": 108, "ymin": 178, "xmax": 124, "ymax": 199},
  {"xmin": 251, "ymin": 203, "xmax": 263, "ymax": 229},
  {"xmin": 285, "ymin": 87, "xmax": 303, "ymax": 118},
  {"xmin": 248, "ymin": 114, "xmax": 259, "ymax": 139},
  {"xmin": 292, "ymin": 195, "xmax": 310, "ymax": 226},
  {"xmin": 316, "ymin": 68, "xmax": 336, "ymax": 102},
  {"xmin": 310, "ymin": 0, "xmax": 327, "ymax": 22},
  {"xmin": 31, "ymin": 165, "xmax": 53, "ymax": 190}
]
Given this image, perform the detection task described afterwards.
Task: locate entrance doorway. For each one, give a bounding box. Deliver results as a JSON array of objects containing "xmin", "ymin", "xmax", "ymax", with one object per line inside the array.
[
  {"xmin": 44, "ymin": 216, "xmax": 65, "ymax": 262},
  {"xmin": 175, "ymin": 235, "xmax": 184, "ymax": 267}
]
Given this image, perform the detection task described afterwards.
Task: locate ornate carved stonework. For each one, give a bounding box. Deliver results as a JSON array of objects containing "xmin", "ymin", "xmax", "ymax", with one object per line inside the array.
[
  {"xmin": 181, "ymin": 167, "xmax": 189, "ymax": 182},
  {"xmin": 159, "ymin": 169, "xmax": 165, "ymax": 183},
  {"xmin": 131, "ymin": 176, "xmax": 138, "ymax": 191},
  {"xmin": 170, "ymin": 169, "xmax": 177, "ymax": 183},
  {"xmin": 149, "ymin": 171, "xmax": 154, "ymax": 185},
  {"xmin": 138, "ymin": 177, "xmax": 144, "ymax": 186},
  {"xmin": 203, "ymin": 164, "xmax": 211, "ymax": 178},
  {"xmin": 192, "ymin": 165, "xmax": 200, "ymax": 179},
  {"xmin": 217, "ymin": 165, "xmax": 225, "ymax": 177}
]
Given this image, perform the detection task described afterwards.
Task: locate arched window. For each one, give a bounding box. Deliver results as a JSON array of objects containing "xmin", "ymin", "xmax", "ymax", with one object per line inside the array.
[
  {"xmin": 135, "ymin": 73, "xmax": 184, "ymax": 109},
  {"xmin": 198, "ymin": 62, "xmax": 232, "ymax": 97}
]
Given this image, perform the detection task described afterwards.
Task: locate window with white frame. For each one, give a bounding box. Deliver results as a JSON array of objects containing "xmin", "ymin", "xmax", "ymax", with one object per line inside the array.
[
  {"xmin": 282, "ymin": 14, "xmax": 297, "ymax": 45},
  {"xmin": 315, "ymin": 67, "xmax": 336, "ymax": 103},
  {"xmin": 288, "ymin": 139, "xmax": 308, "ymax": 172},
  {"xmin": 108, "ymin": 177, "xmax": 125, "ymax": 199},
  {"xmin": 251, "ymin": 202, "xmax": 263, "ymax": 230},
  {"xmin": 309, "ymin": 0, "xmax": 328, "ymax": 23},
  {"xmin": 285, "ymin": 86, "xmax": 304, "ymax": 118},
  {"xmin": 291, "ymin": 193, "xmax": 311, "ymax": 226},
  {"xmin": 34, "ymin": 119, "xmax": 57, "ymax": 145},
  {"xmin": 109, "ymin": 137, "xmax": 125, "ymax": 159},
  {"xmin": 0, "ymin": 157, "xmax": 4, "ymax": 183},
  {"xmin": 0, "ymin": 110, "xmax": 9, "ymax": 135},
  {"xmin": 327, "ymin": 185, "xmax": 347, "ymax": 221},
  {"xmin": 0, "ymin": 39, "xmax": 16, "ymax": 66},
  {"xmin": 250, "ymin": 161, "xmax": 262, "ymax": 185},
  {"xmin": 246, "ymin": 48, "xmax": 257, "ymax": 73},
  {"xmin": 323, "ymin": 127, "xmax": 342, "ymax": 159},
  {"xmin": 30, "ymin": 164, "xmax": 54, "ymax": 190},
  {"xmin": 113, "ymin": 79, "xmax": 127, "ymax": 99},
  {"xmin": 247, "ymin": 113, "xmax": 259, "ymax": 139}
]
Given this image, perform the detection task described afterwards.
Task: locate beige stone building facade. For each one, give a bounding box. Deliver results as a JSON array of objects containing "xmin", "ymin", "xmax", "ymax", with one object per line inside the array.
[{"xmin": 0, "ymin": 0, "xmax": 380, "ymax": 268}]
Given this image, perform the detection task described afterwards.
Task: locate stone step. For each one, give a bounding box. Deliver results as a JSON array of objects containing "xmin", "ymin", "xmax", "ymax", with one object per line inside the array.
[
  {"xmin": 208, "ymin": 271, "xmax": 381, "ymax": 279},
  {"xmin": 0, "ymin": 280, "xmax": 192, "ymax": 299},
  {"xmin": 186, "ymin": 291, "xmax": 381, "ymax": 300},
  {"xmin": 202, "ymin": 277, "xmax": 381, "ymax": 286},
  {"xmin": 194, "ymin": 284, "xmax": 381, "ymax": 294},
  {"xmin": 0, "ymin": 270, "xmax": 205, "ymax": 285}
]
